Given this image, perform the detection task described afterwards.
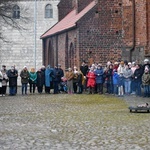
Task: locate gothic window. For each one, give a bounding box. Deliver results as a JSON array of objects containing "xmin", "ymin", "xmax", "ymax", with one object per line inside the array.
[
  {"xmin": 12, "ymin": 5, "xmax": 20, "ymax": 19},
  {"xmin": 45, "ymin": 4, "xmax": 53, "ymax": 18},
  {"xmin": 69, "ymin": 43, "xmax": 74, "ymax": 68}
]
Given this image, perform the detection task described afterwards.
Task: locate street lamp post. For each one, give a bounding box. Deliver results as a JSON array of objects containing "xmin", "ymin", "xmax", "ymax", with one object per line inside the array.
[{"xmin": 34, "ymin": 0, "xmax": 37, "ymax": 69}]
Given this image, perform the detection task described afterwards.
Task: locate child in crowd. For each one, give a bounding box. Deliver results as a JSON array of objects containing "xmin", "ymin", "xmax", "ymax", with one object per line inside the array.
[
  {"xmin": 59, "ymin": 77, "xmax": 68, "ymax": 93},
  {"xmin": 113, "ymin": 69, "xmax": 119, "ymax": 95}
]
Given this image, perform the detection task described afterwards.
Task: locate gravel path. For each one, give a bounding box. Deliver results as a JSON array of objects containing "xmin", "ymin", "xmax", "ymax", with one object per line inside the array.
[{"xmin": 0, "ymin": 88, "xmax": 150, "ymax": 150}]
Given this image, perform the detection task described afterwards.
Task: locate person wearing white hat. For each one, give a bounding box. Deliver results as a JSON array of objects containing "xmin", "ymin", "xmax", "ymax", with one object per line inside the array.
[
  {"xmin": 20, "ymin": 66, "xmax": 30, "ymax": 95},
  {"xmin": 144, "ymin": 58, "xmax": 149, "ymax": 63},
  {"xmin": 143, "ymin": 58, "xmax": 150, "ymax": 74}
]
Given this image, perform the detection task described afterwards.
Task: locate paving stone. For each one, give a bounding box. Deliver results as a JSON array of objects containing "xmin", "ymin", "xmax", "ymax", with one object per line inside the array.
[{"xmin": 0, "ymin": 87, "xmax": 150, "ymax": 149}]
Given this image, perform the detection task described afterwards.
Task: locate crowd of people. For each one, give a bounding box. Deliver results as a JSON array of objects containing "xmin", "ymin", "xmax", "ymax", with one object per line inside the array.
[
  {"xmin": 79, "ymin": 59, "xmax": 150, "ymax": 97},
  {"xmin": 0, "ymin": 59, "xmax": 150, "ymax": 97}
]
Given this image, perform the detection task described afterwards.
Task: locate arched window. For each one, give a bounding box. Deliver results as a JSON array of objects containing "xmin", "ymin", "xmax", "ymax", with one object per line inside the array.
[
  {"xmin": 12, "ymin": 5, "xmax": 20, "ymax": 19},
  {"xmin": 45, "ymin": 4, "xmax": 53, "ymax": 18},
  {"xmin": 69, "ymin": 43, "xmax": 74, "ymax": 68}
]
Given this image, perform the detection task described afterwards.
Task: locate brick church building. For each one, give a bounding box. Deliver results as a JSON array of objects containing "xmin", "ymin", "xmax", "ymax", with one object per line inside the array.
[{"xmin": 41, "ymin": 0, "xmax": 150, "ymax": 69}]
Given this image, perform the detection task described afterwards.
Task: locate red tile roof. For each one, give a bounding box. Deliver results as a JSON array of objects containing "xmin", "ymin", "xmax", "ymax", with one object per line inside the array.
[{"xmin": 41, "ymin": 1, "xmax": 96, "ymax": 39}]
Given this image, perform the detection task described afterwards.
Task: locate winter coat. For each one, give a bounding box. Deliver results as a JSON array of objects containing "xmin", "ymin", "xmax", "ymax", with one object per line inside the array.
[
  {"xmin": 0, "ymin": 71, "xmax": 3, "ymax": 87},
  {"xmin": 80, "ymin": 65, "xmax": 88, "ymax": 76},
  {"xmin": 142, "ymin": 72, "xmax": 150, "ymax": 85},
  {"xmin": 29, "ymin": 72, "xmax": 37, "ymax": 84},
  {"xmin": 87, "ymin": 71, "xmax": 96, "ymax": 87},
  {"xmin": 45, "ymin": 67, "xmax": 53, "ymax": 87},
  {"xmin": 104, "ymin": 68, "xmax": 113, "ymax": 83},
  {"xmin": 117, "ymin": 65, "xmax": 125, "ymax": 76},
  {"xmin": 113, "ymin": 72, "xmax": 119, "ymax": 85},
  {"xmin": 20, "ymin": 70, "xmax": 30, "ymax": 84},
  {"xmin": 94, "ymin": 68, "xmax": 104, "ymax": 84},
  {"xmin": 0, "ymin": 70, "xmax": 8, "ymax": 86},
  {"xmin": 134, "ymin": 68, "xmax": 143, "ymax": 82},
  {"xmin": 36, "ymin": 71, "xmax": 45, "ymax": 87},
  {"xmin": 66, "ymin": 71, "xmax": 74, "ymax": 81},
  {"xmin": 7, "ymin": 69, "xmax": 18, "ymax": 87},
  {"xmin": 53, "ymin": 68, "xmax": 61, "ymax": 82},
  {"xmin": 1, "ymin": 73, "xmax": 8, "ymax": 86},
  {"xmin": 123, "ymin": 68, "xmax": 133, "ymax": 81},
  {"xmin": 77, "ymin": 72, "xmax": 84, "ymax": 86},
  {"xmin": 41, "ymin": 68, "xmax": 45, "ymax": 85},
  {"xmin": 58, "ymin": 68, "xmax": 64, "ymax": 82},
  {"xmin": 73, "ymin": 72, "xmax": 78, "ymax": 83}
]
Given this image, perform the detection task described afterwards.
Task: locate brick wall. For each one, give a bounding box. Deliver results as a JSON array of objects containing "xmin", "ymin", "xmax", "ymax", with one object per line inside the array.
[
  {"xmin": 58, "ymin": 0, "xmax": 95, "ymax": 20},
  {"xmin": 122, "ymin": 0, "xmax": 150, "ymax": 62},
  {"xmin": 44, "ymin": 0, "xmax": 150, "ymax": 70},
  {"xmin": 58, "ymin": 0, "xmax": 73, "ymax": 21},
  {"xmin": 78, "ymin": 0, "xmax": 95, "ymax": 13},
  {"xmin": 145, "ymin": 0, "xmax": 150, "ymax": 56},
  {"xmin": 77, "ymin": 0, "xmax": 123, "ymax": 65}
]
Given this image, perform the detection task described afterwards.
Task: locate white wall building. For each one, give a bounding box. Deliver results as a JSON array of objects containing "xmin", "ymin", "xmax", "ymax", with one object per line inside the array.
[{"xmin": 0, "ymin": 0, "xmax": 60, "ymax": 84}]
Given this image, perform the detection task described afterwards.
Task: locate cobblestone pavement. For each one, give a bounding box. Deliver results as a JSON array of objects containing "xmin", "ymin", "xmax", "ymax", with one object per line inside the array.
[{"xmin": 0, "ymin": 88, "xmax": 150, "ymax": 150}]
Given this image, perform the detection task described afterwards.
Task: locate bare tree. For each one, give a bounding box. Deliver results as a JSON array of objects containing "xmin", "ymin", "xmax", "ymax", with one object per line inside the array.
[{"xmin": 0, "ymin": 1, "xmax": 29, "ymax": 41}]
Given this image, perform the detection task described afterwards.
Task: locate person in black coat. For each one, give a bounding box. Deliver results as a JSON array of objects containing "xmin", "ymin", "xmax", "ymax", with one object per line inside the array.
[
  {"xmin": 53, "ymin": 66, "xmax": 61, "ymax": 94},
  {"xmin": 80, "ymin": 61, "xmax": 88, "ymax": 91},
  {"xmin": 36, "ymin": 69, "xmax": 45, "ymax": 94},
  {"xmin": 41, "ymin": 65, "xmax": 46, "ymax": 92},
  {"xmin": 7, "ymin": 66, "xmax": 18, "ymax": 96},
  {"xmin": 134, "ymin": 64, "xmax": 143, "ymax": 96}
]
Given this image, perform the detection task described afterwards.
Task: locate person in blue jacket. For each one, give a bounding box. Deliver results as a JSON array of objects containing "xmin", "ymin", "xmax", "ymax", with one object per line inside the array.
[
  {"xmin": 45, "ymin": 65, "xmax": 53, "ymax": 94},
  {"xmin": 94, "ymin": 64, "xmax": 104, "ymax": 94},
  {"xmin": 113, "ymin": 69, "xmax": 119, "ymax": 95}
]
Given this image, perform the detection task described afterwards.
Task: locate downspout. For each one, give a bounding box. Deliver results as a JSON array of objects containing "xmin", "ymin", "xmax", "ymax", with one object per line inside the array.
[{"xmin": 130, "ymin": 0, "xmax": 136, "ymax": 61}]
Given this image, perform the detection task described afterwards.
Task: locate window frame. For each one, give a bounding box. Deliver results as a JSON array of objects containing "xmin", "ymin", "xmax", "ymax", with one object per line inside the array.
[
  {"xmin": 12, "ymin": 5, "xmax": 20, "ymax": 19},
  {"xmin": 45, "ymin": 4, "xmax": 53, "ymax": 18}
]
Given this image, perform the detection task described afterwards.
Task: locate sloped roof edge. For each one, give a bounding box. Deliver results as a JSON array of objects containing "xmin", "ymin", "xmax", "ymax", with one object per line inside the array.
[{"xmin": 41, "ymin": 1, "xmax": 96, "ymax": 39}]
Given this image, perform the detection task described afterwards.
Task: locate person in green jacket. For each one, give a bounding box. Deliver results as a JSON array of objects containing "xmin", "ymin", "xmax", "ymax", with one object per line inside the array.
[
  {"xmin": 20, "ymin": 66, "xmax": 30, "ymax": 95},
  {"xmin": 29, "ymin": 68, "xmax": 37, "ymax": 94},
  {"xmin": 142, "ymin": 67, "xmax": 150, "ymax": 97}
]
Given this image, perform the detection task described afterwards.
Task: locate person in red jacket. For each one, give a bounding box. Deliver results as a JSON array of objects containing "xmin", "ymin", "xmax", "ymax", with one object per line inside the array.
[{"xmin": 86, "ymin": 67, "xmax": 96, "ymax": 94}]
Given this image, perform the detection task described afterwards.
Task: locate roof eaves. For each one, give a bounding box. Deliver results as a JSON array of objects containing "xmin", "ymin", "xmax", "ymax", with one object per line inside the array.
[
  {"xmin": 40, "ymin": 22, "xmax": 59, "ymax": 39},
  {"xmin": 41, "ymin": 1, "xmax": 97, "ymax": 39},
  {"xmin": 41, "ymin": 25, "xmax": 77, "ymax": 39},
  {"xmin": 76, "ymin": 5, "xmax": 97, "ymax": 24}
]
